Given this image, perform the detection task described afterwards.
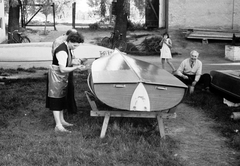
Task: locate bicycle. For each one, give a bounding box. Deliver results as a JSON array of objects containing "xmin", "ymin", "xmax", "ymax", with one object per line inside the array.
[
  {"xmin": 8, "ymin": 30, "xmax": 31, "ymax": 43},
  {"xmin": 101, "ymin": 30, "xmax": 127, "ymax": 52}
]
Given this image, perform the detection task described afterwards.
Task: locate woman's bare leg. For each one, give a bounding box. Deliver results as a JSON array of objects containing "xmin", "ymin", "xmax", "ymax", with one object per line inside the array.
[
  {"xmin": 60, "ymin": 111, "xmax": 73, "ymax": 126},
  {"xmin": 53, "ymin": 111, "xmax": 62, "ymax": 127},
  {"xmin": 53, "ymin": 111, "xmax": 71, "ymax": 133}
]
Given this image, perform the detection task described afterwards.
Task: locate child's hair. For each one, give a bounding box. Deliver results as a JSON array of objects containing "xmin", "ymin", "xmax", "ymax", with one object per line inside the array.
[{"xmin": 163, "ymin": 32, "xmax": 169, "ymax": 38}]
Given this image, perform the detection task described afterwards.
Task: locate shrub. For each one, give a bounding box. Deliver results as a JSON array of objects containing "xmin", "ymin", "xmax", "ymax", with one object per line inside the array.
[{"xmin": 89, "ymin": 22, "xmax": 100, "ymax": 30}]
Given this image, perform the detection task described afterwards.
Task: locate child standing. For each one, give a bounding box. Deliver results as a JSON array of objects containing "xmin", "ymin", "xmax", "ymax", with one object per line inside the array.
[{"xmin": 160, "ymin": 32, "xmax": 176, "ymax": 73}]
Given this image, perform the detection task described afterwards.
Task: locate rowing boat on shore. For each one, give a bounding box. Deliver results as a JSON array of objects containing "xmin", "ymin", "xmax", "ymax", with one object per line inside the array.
[{"xmin": 88, "ymin": 49, "xmax": 188, "ymax": 112}]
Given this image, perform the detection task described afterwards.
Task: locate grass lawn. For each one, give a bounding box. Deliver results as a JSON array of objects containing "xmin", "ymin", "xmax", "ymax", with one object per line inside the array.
[{"xmin": 0, "ymin": 68, "xmax": 240, "ymax": 166}]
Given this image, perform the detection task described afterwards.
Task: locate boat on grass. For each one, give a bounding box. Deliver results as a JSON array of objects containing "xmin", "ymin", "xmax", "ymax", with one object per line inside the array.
[{"xmin": 88, "ymin": 49, "xmax": 188, "ymax": 112}]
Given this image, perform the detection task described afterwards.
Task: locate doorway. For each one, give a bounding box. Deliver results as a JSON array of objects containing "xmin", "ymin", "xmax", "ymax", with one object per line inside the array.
[{"xmin": 145, "ymin": 0, "xmax": 168, "ymax": 30}]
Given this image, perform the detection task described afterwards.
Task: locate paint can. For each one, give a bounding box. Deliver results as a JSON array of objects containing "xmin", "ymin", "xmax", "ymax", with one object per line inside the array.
[{"xmin": 230, "ymin": 112, "xmax": 240, "ymax": 120}]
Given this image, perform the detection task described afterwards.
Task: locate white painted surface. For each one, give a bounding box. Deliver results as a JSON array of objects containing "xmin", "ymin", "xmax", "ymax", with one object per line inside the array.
[
  {"xmin": 0, "ymin": 0, "xmax": 6, "ymax": 43},
  {"xmin": 225, "ymin": 45, "xmax": 240, "ymax": 61},
  {"xmin": 0, "ymin": 43, "xmax": 113, "ymax": 61},
  {"xmin": 0, "ymin": 42, "xmax": 113, "ymax": 68},
  {"xmin": 74, "ymin": 43, "xmax": 113, "ymax": 59},
  {"xmin": 159, "ymin": 0, "xmax": 165, "ymax": 28},
  {"xmin": 130, "ymin": 83, "xmax": 150, "ymax": 111},
  {"xmin": 169, "ymin": 0, "xmax": 240, "ymax": 29}
]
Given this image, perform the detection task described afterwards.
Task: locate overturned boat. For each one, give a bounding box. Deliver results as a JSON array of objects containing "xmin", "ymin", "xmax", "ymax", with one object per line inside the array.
[
  {"xmin": 210, "ymin": 70, "xmax": 240, "ymax": 103},
  {"xmin": 88, "ymin": 49, "xmax": 188, "ymax": 112}
]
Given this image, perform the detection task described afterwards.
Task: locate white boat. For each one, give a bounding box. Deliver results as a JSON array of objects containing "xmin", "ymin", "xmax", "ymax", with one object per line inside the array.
[
  {"xmin": 88, "ymin": 49, "xmax": 188, "ymax": 112},
  {"xmin": 0, "ymin": 43, "xmax": 112, "ymax": 68},
  {"xmin": 0, "ymin": 42, "xmax": 112, "ymax": 61}
]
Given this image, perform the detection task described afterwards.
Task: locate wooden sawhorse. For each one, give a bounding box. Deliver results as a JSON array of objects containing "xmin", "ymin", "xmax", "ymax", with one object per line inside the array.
[{"xmin": 85, "ymin": 91, "xmax": 177, "ymax": 139}]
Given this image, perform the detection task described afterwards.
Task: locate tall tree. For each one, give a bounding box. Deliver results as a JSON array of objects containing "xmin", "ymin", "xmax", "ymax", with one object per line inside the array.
[
  {"xmin": 113, "ymin": 0, "xmax": 129, "ymax": 41},
  {"xmin": 8, "ymin": 0, "xmax": 22, "ymax": 42},
  {"xmin": 8, "ymin": 0, "xmax": 21, "ymax": 31}
]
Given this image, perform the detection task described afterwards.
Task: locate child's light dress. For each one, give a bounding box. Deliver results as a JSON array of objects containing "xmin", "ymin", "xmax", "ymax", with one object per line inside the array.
[{"xmin": 160, "ymin": 38, "xmax": 172, "ymax": 59}]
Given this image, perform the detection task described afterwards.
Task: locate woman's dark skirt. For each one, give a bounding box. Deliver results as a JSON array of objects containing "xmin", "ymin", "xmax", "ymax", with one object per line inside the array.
[{"xmin": 46, "ymin": 97, "xmax": 67, "ymax": 111}]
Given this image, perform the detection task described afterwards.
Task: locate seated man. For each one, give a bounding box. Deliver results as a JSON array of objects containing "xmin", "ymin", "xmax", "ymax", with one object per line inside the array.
[{"xmin": 174, "ymin": 50, "xmax": 211, "ymax": 94}]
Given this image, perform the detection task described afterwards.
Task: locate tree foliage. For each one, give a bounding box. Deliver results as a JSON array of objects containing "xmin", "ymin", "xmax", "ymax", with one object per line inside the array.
[
  {"xmin": 6, "ymin": 0, "xmax": 73, "ymax": 35},
  {"xmin": 54, "ymin": 0, "xmax": 72, "ymax": 19},
  {"xmin": 5, "ymin": 0, "xmax": 73, "ymax": 19},
  {"xmin": 132, "ymin": 0, "xmax": 145, "ymax": 16},
  {"xmin": 87, "ymin": 0, "xmax": 111, "ymax": 18}
]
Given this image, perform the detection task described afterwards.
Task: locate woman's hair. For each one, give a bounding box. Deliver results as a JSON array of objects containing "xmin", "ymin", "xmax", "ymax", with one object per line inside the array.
[
  {"xmin": 66, "ymin": 32, "xmax": 84, "ymax": 43},
  {"xmin": 163, "ymin": 32, "xmax": 169, "ymax": 38}
]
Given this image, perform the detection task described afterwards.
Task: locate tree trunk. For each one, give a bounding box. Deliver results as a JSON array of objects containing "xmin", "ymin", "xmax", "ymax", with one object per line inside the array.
[
  {"xmin": 114, "ymin": 0, "xmax": 128, "ymax": 41},
  {"xmin": 8, "ymin": 1, "xmax": 20, "ymax": 42}
]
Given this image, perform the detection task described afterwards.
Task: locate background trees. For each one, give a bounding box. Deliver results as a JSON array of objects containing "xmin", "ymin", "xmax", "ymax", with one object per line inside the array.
[
  {"xmin": 6, "ymin": 0, "xmax": 74, "ymax": 31},
  {"xmin": 87, "ymin": 0, "xmax": 111, "ymax": 22},
  {"xmin": 5, "ymin": 0, "xmax": 146, "ymax": 42}
]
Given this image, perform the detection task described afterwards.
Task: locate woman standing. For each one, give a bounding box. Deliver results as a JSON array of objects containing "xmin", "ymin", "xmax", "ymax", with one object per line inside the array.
[
  {"xmin": 160, "ymin": 32, "xmax": 176, "ymax": 73},
  {"xmin": 46, "ymin": 32, "xmax": 86, "ymax": 133}
]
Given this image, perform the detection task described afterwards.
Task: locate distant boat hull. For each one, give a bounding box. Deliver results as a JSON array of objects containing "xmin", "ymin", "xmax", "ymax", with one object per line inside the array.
[
  {"xmin": 0, "ymin": 43, "xmax": 113, "ymax": 69},
  {"xmin": 210, "ymin": 70, "xmax": 240, "ymax": 103},
  {"xmin": 0, "ymin": 43, "xmax": 112, "ymax": 61},
  {"xmin": 89, "ymin": 49, "xmax": 187, "ymax": 112}
]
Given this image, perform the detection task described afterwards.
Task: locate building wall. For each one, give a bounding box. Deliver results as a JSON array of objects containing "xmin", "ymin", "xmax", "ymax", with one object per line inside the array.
[
  {"xmin": 169, "ymin": 0, "xmax": 240, "ymax": 30},
  {"xmin": 0, "ymin": 0, "xmax": 6, "ymax": 43}
]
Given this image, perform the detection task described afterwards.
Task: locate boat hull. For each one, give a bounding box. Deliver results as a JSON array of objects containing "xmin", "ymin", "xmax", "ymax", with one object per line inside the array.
[
  {"xmin": 91, "ymin": 82, "xmax": 186, "ymax": 111},
  {"xmin": 88, "ymin": 49, "xmax": 187, "ymax": 112},
  {"xmin": 0, "ymin": 43, "xmax": 112, "ymax": 61},
  {"xmin": 210, "ymin": 70, "xmax": 240, "ymax": 103}
]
